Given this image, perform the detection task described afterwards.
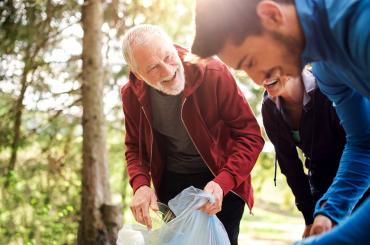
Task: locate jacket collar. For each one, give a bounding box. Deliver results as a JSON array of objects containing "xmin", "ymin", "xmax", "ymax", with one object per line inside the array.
[
  {"xmin": 127, "ymin": 44, "xmax": 205, "ymax": 105},
  {"xmin": 301, "ymin": 69, "xmax": 317, "ymax": 106}
]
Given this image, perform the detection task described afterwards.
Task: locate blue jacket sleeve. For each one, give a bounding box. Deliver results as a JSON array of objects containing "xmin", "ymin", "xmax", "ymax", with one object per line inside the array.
[
  {"xmin": 312, "ymin": 62, "xmax": 370, "ymax": 223},
  {"xmin": 293, "ymin": 198, "xmax": 370, "ymax": 245}
]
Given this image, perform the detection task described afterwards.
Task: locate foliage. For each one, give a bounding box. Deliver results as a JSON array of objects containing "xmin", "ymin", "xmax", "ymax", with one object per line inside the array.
[
  {"xmin": 0, "ymin": 109, "xmax": 81, "ymax": 244},
  {"xmin": 0, "ymin": 93, "xmax": 15, "ymax": 151},
  {"xmin": 0, "ymin": 0, "xmax": 200, "ymax": 243}
]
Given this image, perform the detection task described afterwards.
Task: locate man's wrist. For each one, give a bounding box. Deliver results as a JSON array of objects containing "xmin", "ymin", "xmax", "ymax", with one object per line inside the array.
[{"xmin": 132, "ymin": 175, "xmax": 151, "ymax": 193}]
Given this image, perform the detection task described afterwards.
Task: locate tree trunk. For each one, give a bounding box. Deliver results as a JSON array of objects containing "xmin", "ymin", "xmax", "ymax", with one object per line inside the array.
[
  {"xmin": 78, "ymin": 0, "xmax": 120, "ymax": 244},
  {"xmin": 5, "ymin": 66, "xmax": 29, "ymax": 187},
  {"xmin": 101, "ymin": 204, "xmax": 123, "ymax": 245}
]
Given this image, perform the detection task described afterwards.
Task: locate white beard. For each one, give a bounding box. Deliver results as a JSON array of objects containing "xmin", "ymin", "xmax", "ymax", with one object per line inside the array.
[{"xmin": 155, "ymin": 65, "xmax": 185, "ymax": 96}]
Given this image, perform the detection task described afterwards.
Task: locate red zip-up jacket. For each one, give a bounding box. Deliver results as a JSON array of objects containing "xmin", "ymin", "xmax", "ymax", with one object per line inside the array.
[{"xmin": 120, "ymin": 45, "xmax": 264, "ymax": 210}]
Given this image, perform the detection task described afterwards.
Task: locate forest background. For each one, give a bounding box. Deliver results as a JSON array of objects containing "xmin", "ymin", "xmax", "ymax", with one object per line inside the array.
[{"xmin": 0, "ymin": 1, "xmax": 306, "ymax": 244}]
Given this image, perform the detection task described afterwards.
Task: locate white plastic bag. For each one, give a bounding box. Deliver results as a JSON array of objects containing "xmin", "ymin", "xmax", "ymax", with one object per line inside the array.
[
  {"xmin": 116, "ymin": 224, "xmax": 146, "ymax": 245},
  {"xmin": 117, "ymin": 186, "xmax": 231, "ymax": 245}
]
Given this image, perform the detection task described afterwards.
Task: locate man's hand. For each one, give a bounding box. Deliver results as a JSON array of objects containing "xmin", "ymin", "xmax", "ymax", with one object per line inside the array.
[
  {"xmin": 310, "ymin": 215, "xmax": 334, "ymax": 236},
  {"xmin": 201, "ymin": 181, "xmax": 223, "ymax": 215},
  {"xmin": 302, "ymin": 224, "xmax": 312, "ymax": 238},
  {"xmin": 130, "ymin": 185, "xmax": 159, "ymax": 230}
]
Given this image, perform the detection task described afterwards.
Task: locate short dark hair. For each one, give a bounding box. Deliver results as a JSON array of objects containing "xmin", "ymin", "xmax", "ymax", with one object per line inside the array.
[{"xmin": 191, "ymin": 0, "xmax": 295, "ymax": 58}]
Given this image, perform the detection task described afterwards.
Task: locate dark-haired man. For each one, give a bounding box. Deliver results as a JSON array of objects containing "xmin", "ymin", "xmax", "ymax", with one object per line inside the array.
[{"xmin": 192, "ymin": 0, "xmax": 370, "ymax": 237}]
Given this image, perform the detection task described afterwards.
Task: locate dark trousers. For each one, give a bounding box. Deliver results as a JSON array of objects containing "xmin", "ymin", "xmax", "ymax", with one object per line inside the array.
[{"xmin": 158, "ymin": 170, "xmax": 245, "ymax": 245}]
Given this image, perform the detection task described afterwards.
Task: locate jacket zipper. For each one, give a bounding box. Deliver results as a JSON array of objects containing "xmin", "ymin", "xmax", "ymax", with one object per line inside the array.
[
  {"xmin": 180, "ymin": 98, "xmax": 252, "ymax": 213},
  {"xmin": 141, "ymin": 106, "xmax": 153, "ymax": 166}
]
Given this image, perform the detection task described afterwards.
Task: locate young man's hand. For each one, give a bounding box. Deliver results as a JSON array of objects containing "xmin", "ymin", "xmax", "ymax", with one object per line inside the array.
[
  {"xmin": 130, "ymin": 185, "xmax": 159, "ymax": 230},
  {"xmin": 302, "ymin": 224, "xmax": 312, "ymax": 238},
  {"xmin": 310, "ymin": 215, "xmax": 333, "ymax": 236},
  {"xmin": 201, "ymin": 181, "xmax": 223, "ymax": 215}
]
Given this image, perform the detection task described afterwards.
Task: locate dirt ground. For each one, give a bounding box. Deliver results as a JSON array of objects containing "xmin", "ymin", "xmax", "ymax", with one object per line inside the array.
[{"xmin": 239, "ymin": 235, "xmax": 293, "ymax": 245}]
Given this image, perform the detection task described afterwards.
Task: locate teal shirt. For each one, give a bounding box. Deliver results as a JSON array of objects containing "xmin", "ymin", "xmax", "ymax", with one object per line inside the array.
[
  {"xmin": 296, "ymin": 0, "xmax": 370, "ymax": 224},
  {"xmin": 291, "ymin": 130, "xmax": 300, "ymax": 144}
]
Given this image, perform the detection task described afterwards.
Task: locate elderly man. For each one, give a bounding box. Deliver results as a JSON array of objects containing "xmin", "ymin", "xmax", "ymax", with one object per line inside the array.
[
  {"xmin": 192, "ymin": 0, "xmax": 370, "ymax": 237},
  {"xmin": 120, "ymin": 24, "xmax": 264, "ymax": 244}
]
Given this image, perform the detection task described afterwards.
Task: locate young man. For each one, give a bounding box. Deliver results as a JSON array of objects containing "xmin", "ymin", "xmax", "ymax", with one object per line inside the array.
[
  {"xmin": 121, "ymin": 24, "xmax": 264, "ymax": 244},
  {"xmin": 192, "ymin": 0, "xmax": 370, "ymax": 236}
]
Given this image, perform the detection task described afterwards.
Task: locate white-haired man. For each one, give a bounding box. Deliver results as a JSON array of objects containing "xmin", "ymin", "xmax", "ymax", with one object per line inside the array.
[{"xmin": 120, "ymin": 24, "xmax": 264, "ymax": 245}]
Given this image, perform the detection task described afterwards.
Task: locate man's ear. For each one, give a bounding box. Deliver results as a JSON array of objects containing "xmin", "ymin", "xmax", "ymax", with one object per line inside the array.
[{"xmin": 256, "ymin": 0, "xmax": 285, "ymax": 32}]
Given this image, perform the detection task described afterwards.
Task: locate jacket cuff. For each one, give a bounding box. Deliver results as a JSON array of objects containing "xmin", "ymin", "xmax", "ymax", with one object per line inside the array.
[
  {"xmin": 132, "ymin": 175, "xmax": 151, "ymax": 193},
  {"xmin": 314, "ymin": 198, "xmax": 341, "ymax": 224},
  {"xmin": 213, "ymin": 171, "xmax": 235, "ymax": 196}
]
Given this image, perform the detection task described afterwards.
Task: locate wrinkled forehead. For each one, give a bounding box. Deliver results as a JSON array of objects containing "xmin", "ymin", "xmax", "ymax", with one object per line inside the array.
[{"xmin": 132, "ymin": 36, "xmax": 177, "ymax": 68}]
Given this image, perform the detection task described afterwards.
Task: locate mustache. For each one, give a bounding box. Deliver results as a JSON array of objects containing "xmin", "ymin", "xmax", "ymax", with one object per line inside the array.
[{"xmin": 159, "ymin": 71, "xmax": 177, "ymax": 83}]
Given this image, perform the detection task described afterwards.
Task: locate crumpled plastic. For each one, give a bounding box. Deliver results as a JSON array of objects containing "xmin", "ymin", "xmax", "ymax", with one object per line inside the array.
[{"xmin": 117, "ymin": 186, "xmax": 231, "ymax": 245}]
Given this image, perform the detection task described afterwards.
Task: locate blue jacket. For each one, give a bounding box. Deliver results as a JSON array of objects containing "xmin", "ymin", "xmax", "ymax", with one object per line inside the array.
[
  {"xmin": 293, "ymin": 198, "xmax": 370, "ymax": 245},
  {"xmin": 296, "ymin": 0, "xmax": 370, "ymax": 224}
]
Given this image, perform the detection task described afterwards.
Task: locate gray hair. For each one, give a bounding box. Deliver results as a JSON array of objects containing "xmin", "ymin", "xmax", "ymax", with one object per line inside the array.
[{"xmin": 122, "ymin": 24, "xmax": 173, "ymax": 71}]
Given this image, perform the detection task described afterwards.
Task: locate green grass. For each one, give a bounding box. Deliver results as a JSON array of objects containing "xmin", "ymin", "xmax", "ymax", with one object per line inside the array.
[{"xmin": 240, "ymin": 199, "xmax": 304, "ymax": 243}]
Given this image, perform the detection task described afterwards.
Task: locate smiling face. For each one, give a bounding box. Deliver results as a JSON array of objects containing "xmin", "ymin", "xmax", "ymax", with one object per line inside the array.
[
  {"xmin": 202, "ymin": 0, "xmax": 305, "ymax": 91},
  {"xmin": 264, "ymin": 74, "xmax": 302, "ymax": 99},
  {"xmin": 132, "ymin": 35, "xmax": 185, "ymax": 95},
  {"xmin": 218, "ymin": 30, "xmax": 303, "ymax": 89}
]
